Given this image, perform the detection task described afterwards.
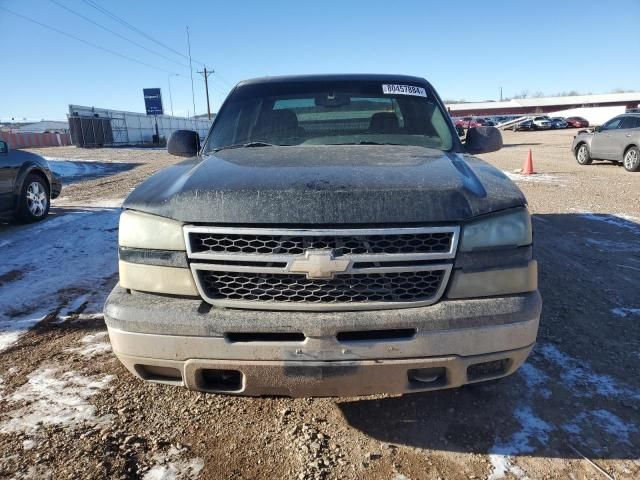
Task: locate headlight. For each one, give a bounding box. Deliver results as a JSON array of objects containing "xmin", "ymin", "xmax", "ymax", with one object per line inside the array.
[
  {"xmin": 119, "ymin": 210, "xmax": 185, "ymax": 250},
  {"xmin": 118, "ymin": 210, "xmax": 198, "ymax": 296},
  {"xmin": 459, "ymin": 208, "xmax": 532, "ymax": 252}
]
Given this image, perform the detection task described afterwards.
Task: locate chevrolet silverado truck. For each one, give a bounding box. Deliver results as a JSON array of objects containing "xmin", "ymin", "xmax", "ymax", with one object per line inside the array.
[
  {"xmin": 0, "ymin": 140, "xmax": 62, "ymax": 222},
  {"xmin": 105, "ymin": 74, "xmax": 541, "ymax": 397}
]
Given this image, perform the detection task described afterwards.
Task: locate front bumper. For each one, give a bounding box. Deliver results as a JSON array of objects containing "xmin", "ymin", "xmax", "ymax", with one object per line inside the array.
[{"xmin": 105, "ymin": 286, "xmax": 541, "ymax": 397}]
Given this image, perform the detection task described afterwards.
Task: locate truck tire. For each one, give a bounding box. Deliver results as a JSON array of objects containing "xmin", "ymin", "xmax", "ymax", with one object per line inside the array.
[
  {"xmin": 17, "ymin": 173, "xmax": 50, "ymax": 223},
  {"xmin": 575, "ymin": 144, "xmax": 592, "ymax": 165},
  {"xmin": 623, "ymin": 146, "xmax": 640, "ymax": 172}
]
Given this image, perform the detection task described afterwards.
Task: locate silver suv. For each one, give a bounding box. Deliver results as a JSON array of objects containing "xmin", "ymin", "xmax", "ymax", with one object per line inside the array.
[{"xmin": 572, "ymin": 113, "xmax": 640, "ymax": 172}]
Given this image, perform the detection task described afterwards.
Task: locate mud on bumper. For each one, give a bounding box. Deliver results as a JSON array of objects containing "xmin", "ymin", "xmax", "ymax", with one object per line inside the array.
[{"xmin": 105, "ymin": 286, "xmax": 541, "ymax": 397}]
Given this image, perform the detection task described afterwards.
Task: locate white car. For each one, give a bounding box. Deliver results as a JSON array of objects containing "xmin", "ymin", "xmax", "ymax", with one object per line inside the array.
[{"xmin": 532, "ymin": 116, "xmax": 552, "ymax": 130}]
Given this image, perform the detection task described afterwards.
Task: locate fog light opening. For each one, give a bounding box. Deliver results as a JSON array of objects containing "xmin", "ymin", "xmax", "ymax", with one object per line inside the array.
[
  {"xmin": 467, "ymin": 358, "xmax": 510, "ymax": 381},
  {"xmin": 135, "ymin": 365, "xmax": 182, "ymax": 384},
  {"xmin": 199, "ymin": 368, "xmax": 243, "ymax": 392}
]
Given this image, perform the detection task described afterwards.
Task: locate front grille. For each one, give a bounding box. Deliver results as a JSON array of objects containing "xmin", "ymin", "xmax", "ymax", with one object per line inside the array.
[
  {"xmin": 189, "ymin": 231, "xmax": 453, "ymax": 255},
  {"xmin": 199, "ymin": 270, "xmax": 446, "ymax": 304},
  {"xmin": 184, "ymin": 226, "xmax": 459, "ymax": 311}
]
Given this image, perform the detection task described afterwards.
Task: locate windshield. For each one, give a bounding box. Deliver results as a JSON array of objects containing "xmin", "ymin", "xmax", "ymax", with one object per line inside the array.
[{"xmin": 203, "ymin": 80, "xmax": 454, "ymax": 153}]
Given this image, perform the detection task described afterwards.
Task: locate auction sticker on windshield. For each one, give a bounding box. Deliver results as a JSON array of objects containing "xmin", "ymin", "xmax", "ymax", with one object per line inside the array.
[{"xmin": 382, "ymin": 84, "xmax": 427, "ymax": 97}]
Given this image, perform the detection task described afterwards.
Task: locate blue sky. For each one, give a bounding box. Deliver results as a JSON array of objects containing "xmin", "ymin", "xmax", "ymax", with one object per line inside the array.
[{"xmin": 1, "ymin": 0, "xmax": 639, "ymax": 120}]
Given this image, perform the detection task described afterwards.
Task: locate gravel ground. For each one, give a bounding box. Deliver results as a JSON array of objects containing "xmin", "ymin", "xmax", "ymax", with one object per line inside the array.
[
  {"xmin": 27, "ymin": 146, "xmax": 182, "ymax": 206},
  {"xmin": 0, "ymin": 132, "xmax": 639, "ymax": 480}
]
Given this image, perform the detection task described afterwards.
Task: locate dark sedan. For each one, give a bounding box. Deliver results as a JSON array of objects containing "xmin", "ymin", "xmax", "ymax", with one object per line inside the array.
[
  {"xmin": 565, "ymin": 116, "xmax": 589, "ymax": 128},
  {"xmin": 511, "ymin": 120, "xmax": 535, "ymax": 131},
  {"xmin": 549, "ymin": 117, "xmax": 568, "ymax": 129},
  {"xmin": 0, "ymin": 140, "xmax": 62, "ymax": 222}
]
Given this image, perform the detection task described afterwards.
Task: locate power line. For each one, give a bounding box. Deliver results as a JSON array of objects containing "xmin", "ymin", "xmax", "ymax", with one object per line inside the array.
[
  {"xmin": 0, "ymin": 5, "xmax": 180, "ymax": 75},
  {"xmin": 210, "ymin": 71, "xmax": 235, "ymax": 90},
  {"xmin": 49, "ymin": 0, "xmax": 191, "ymax": 70},
  {"xmin": 79, "ymin": 0, "xmax": 234, "ymax": 98},
  {"xmin": 82, "ymin": 0, "xmax": 206, "ymax": 67},
  {"xmin": 187, "ymin": 26, "xmax": 196, "ymax": 123}
]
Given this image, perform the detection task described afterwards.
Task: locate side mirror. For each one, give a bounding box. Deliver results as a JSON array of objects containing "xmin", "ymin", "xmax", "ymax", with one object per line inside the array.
[
  {"xmin": 167, "ymin": 130, "xmax": 200, "ymax": 157},
  {"xmin": 0, "ymin": 140, "xmax": 8, "ymax": 154},
  {"xmin": 465, "ymin": 126, "xmax": 503, "ymax": 154}
]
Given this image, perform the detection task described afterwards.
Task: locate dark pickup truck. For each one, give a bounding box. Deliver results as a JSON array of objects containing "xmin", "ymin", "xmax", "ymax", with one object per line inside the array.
[
  {"xmin": 105, "ymin": 74, "xmax": 541, "ymax": 397},
  {"xmin": 0, "ymin": 140, "xmax": 62, "ymax": 222}
]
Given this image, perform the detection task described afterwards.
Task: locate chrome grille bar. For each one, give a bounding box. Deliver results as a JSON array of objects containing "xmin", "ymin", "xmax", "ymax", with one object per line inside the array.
[{"xmin": 183, "ymin": 226, "xmax": 459, "ymax": 311}]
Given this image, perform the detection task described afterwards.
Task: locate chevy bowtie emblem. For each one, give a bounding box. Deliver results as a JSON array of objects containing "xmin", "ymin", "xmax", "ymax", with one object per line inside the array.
[{"xmin": 289, "ymin": 250, "xmax": 350, "ymax": 279}]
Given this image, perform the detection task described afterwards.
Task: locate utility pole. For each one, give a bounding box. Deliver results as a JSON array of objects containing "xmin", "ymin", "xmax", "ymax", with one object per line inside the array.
[
  {"xmin": 500, "ymin": 87, "xmax": 503, "ymax": 102},
  {"xmin": 198, "ymin": 67, "xmax": 213, "ymax": 120}
]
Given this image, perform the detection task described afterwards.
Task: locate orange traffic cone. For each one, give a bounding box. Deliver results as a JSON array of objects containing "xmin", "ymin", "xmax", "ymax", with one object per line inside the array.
[{"xmin": 521, "ymin": 149, "xmax": 535, "ymax": 175}]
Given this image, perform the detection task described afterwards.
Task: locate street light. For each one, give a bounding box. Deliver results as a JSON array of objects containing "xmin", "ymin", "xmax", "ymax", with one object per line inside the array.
[{"xmin": 167, "ymin": 74, "xmax": 179, "ymax": 117}]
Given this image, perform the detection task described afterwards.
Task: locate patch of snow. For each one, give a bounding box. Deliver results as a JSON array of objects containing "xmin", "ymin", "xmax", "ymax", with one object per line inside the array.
[
  {"xmin": 518, "ymin": 362, "xmax": 551, "ymax": 399},
  {"xmin": 0, "ymin": 365, "xmax": 114, "ymax": 434},
  {"xmin": 54, "ymin": 197, "xmax": 125, "ymax": 209},
  {"xmin": 488, "ymin": 406, "xmax": 553, "ymax": 480},
  {"xmin": 58, "ymin": 294, "xmax": 90, "ymax": 317},
  {"xmin": 576, "ymin": 211, "xmax": 640, "ymax": 237},
  {"xmin": 143, "ymin": 447, "xmax": 205, "ymax": 480},
  {"xmin": 23, "ymin": 439, "xmax": 37, "ymax": 450},
  {"xmin": 393, "ymin": 475, "xmax": 411, "ymax": 480},
  {"xmin": 0, "ymin": 311, "xmax": 49, "ymax": 353},
  {"xmin": 537, "ymin": 344, "xmax": 626, "ymax": 398},
  {"xmin": 503, "ymin": 171, "xmax": 564, "ymax": 184},
  {"xmin": 616, "ymin": 263, "xmax": 640, "ymax": 272},
  {"xmin": 488, "ymin": 454, "xmax": 527, "ymax": 480},
  {"xmin": 561, "ymin": 422, "xmax": 582, "ymax": 435},
  {"xmin": 561, "ymin": 410, "xmax": 638, "ymax": 446},
  {"xmin": 584, "ymin": 238, "xmax": 640, "ymax": 252},
  {"xmin": 43, "ymin": 156, "xmax": 109, "ymax": 163},
  {"xmin": 66, "ymin": 331, "xmax": 112, "ymax": 358},
  {"xmin": 591, "ymin": 410, "xmax": 638, "ymax": 444},
  {"xmin": 0, "ymin": 207, "xmax": 118, "ymax": 351},
  {"xmin": 10, "ymin": 465, "xmax": 53, "ymax": 479},
  {"xmin": 612, "ymin": 307, "xmax": 640, "ymax": 318},
  {"xmin": 45, "ymin": 159, "xmax": 134, "ymax": 184}
]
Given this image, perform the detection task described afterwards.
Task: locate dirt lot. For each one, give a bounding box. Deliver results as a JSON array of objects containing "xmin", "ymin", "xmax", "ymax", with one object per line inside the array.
[{"xmin": 0, "ymin": 131, "xmax": 639, "ymax": 480}]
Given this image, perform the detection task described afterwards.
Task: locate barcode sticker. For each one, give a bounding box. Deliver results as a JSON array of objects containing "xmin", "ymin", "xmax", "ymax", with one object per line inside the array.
[{"xmin": 382, "ymin": 84, "xmax": 427, "ymax": 97}]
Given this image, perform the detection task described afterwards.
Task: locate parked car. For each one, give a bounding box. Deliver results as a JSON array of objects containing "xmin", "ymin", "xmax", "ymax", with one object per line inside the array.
[
  {"xmin": 511, "ymin": 119, "xmax": 535, "ymax": 131},
  {"xmin": 565, "ymin": 116, "xmax": 589, "ymax": 128},
  {"xmin": 455, "ymin": 116, "xmax": 482, "ymax": 129},
  {"xmin": 478, "ymin": 118, "xmax": 496, "ymax": 127},
  {"xmin": 0, "ymin": 140, "xmax": 62, "ymax": 222},
  {"xmin": 105, "ymin": 74, "xmax": 540, "ymax": 397},
  {"xmin": 549, "ymin": 117, "xmax": 567, "ymax": 129},
  {"xmin": 572, "ymin": 113, "xmax": 640, "ymax": 172},
  {"xmin": 532, "ymin": 116, "xmax": 552, "ymax": 130}
]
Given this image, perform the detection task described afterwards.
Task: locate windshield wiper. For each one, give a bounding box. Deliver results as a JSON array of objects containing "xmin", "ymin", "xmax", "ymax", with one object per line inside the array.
[
  {"xmin": 331, "ymin": 141, "xmax": 401, "ymax": 146},
  {"xmin": 213, "ymin": 142, "xmax": 282, "ymax": 152}
]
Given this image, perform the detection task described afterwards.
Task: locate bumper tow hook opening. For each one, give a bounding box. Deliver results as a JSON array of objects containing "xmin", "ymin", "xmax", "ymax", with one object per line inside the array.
[{"xmin": 407, "ymin": 367, "xmax": 446, "ymax": 387}]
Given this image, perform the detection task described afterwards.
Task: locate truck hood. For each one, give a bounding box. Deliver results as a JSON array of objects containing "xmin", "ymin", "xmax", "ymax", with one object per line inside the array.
[{"xmin": 123, "ymin": 145, "xmax": 526, "ymax": 224}]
